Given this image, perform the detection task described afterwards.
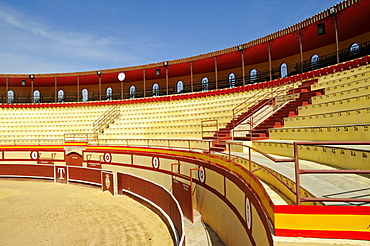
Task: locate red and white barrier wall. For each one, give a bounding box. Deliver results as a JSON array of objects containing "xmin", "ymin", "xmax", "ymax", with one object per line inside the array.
[{"xmin": 0, "ymin": 144, "xmax": 369, "ymax": 245}]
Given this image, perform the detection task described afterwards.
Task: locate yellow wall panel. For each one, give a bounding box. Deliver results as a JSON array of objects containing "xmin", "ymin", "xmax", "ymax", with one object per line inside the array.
[
  {"xmin": 111, "ymin": 153, "xmax": 131, "ymax": 164},
  {"xmin": 4, "ymin": 151, "xmax": 30, "ymax": 160},
  {"xmin": 205, "ymin": 169, "xmax": 225, "ymax": 196},
  {"xmin": 226, "ymin": 178, "xmax": 246, "ymax": 221}
]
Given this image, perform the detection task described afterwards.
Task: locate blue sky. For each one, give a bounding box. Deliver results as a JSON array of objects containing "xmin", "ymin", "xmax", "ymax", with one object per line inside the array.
[{"xmin": 0, "ymin": 0, "xmax": 340, "ymax": 74}]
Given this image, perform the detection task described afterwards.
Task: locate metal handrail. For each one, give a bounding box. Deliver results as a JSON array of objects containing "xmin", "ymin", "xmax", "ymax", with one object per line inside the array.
[
  {"xmin": 245, "ymin": 83, "xmax": 312, "ymax": 140},
  {"xmin": 0, "ymin": 136, "xmax": 298, "ymax": 203},
  {"xmin": 233, "ymin": 80, "xmax": 319, "ymax": 140},
  {"xmin": 93, "ymin": 105, "xmax": 120, "ymax": 134},
  {"xmin": 227, "ymin": 141, "xmax": 370, "ymax": 205},
  {"xmin": 64, "ymin": 133, "xmax": 98, "ymax": 143},
  {"xmin": 201, "ymin": 119, "xmax": 218, "ymax": 139},
  {"xmin": 293, "ymin": 141, "xmax": 370, "ymax": 205},
  {"xmin": 231, "ymin": 81, "xmax": 295, "ymax": 139},
  {"xmin": 225, "ymin": 142, "xmax": 299, "ymax": 202},
  {"xmin": 0, "ymin": 136, "xmax": 368, "ymax": 205}
]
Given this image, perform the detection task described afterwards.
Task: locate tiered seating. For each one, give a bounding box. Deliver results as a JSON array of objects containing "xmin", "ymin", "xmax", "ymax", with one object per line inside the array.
[
  {"xmin": 101, "ymin": 88, "xmax": 273, "ymax": 140},
  {"xmin": 0, "ymin": 84, "xmax": 275, "ymax": 142},
  {"xmin": 0, "ymin": 105, "xmax": 111, "ymax": 143},
  {"xmin": 253, "ymin": 62, "xmax": 370, "ymax": 170},
  {"xmin": 101, "ymin": 80, "xmax": 310, "ymax": 141},
  {"xmin": 0, "ymin": 56, "xmax": 368, "ymax": 145},
  {"xmin": 221, "ymin": 80, "xmax": 321, "ymax": 142},
  {"xmin": 268, "ymin": 67, "xmax": 370, "ymax": 141}
]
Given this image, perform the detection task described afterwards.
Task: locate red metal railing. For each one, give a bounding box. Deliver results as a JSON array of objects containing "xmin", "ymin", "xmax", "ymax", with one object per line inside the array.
[
  {"xmin": 93, "ymin": 105, "xmax": 120, "ymax": 134},
  {"xmin": 201, "ymin": 119, "xmax": 218, "ymax": 139},
  {"xmin": 0, "ymin": 137, "xmax": 368, "ymax": 206},
  {"xmin": 231, "ymin": 81, "xmax": 295, "ymax": 140},
  {"xmin": 293, "ymin": 141, "xmax": 370, "ymax": 205}
]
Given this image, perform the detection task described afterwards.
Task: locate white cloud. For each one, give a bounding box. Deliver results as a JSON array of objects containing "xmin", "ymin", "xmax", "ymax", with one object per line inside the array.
[{"xmin": 0, "ymin": 4, "xmax": 148, "ymax": 74}]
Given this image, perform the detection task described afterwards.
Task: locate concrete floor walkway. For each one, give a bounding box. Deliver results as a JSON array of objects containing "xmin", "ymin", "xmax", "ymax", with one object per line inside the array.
[
  {"xmin": 184, "ymin": 143, "xmax": 370, "ymax": 245},
  {"xmin": 184, "ymin": 218, "xmax": 224, "ymax": 246},
  {"xmin": 232, "ymin": 150, "xmax": 370, "ymax": 206}
]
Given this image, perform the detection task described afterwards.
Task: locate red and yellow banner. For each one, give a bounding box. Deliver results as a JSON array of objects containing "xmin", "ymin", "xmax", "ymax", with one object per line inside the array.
[{"xmin": 275, "ymin": 205, "xmax": 370, "ymax": 240}]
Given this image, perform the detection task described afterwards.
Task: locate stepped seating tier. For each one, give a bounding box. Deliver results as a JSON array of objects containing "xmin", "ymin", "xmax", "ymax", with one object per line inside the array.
[
  {"xmin": 324, "ymin": 77, "xmax": 369, "ymax": 94},
  {"xmin": 314, "ymin": 65, "xmax": 370, "ymax": 85},
  {"xmin": 284, "ymin": 107, "xmax": 370, "ymax": 127},
  {"xmin": 103, "ymin": 83, "xmax": 306, "ymax": 141},
  {"xmin": 299, "ymin": 93, "xmax": 370, "ymax": 116},
  {"xmin": 252, "ymin": 139, "xmax": 370, "ymax": 171},
  {"xmin": 0, "ymin": 106, "xmax": 109, "ymax": 141},
  {"xmin": 0, "ymin": 57, "xmax": 368, "ymax": 148},
  {"xmin": 0, "ymin": 83, "xmax": 280, "ymax": 141},
  {"xmin": 312, "ymin": 83, "xmax": 369, "ymax": 105},
  {"xmin": 232, "ymin": 85, "xmax": 322, "ymax": 141},
  {"xmin": 269, "ymin": 124, "xmax": 370, "ymax": 141},
  {"xmin": 251, "ymin": 61, "xmax": 370, "ymax": 172}
]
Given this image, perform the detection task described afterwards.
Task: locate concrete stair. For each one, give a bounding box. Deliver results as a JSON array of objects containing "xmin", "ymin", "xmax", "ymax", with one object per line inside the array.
[
  {"xmin": 210, "ymin": 140, "xmax": 228, "ymax": 152},
  {"xmin": 236, "ymin": 89, "xmax": 323, "ymax": 141},
  {"xmin": 215, "ymin": 99, "xmax": 271, "ymax": 140},
  {"xmin": 209, "ymin": 79, "xmax": 321, "ymax": 151}
]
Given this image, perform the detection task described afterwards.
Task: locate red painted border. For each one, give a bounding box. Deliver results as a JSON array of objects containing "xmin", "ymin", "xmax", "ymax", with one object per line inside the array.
[
  {"xmin": 117, "ymin": 172, "xmax": 185, "ymax": 245},
  {"xmin": 275, "ymin": 228, "xmax": 370, "ymax": 241},
  {"xmin": 68, "ymin": 166, "xmax": 102, "ymax": 185},
  {"xmin": 0, "ymin": 164, "xmax": 54, "ymax": 179},
  {"xmin": 0, "ymin": 56, "xmax": 367, "ymax": 109},
  {"xmin": 275, "ymin": 205, "xmax": 370, "ymax": 216}
]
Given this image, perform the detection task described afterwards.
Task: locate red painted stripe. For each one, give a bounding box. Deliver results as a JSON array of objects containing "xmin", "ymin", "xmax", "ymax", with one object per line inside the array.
[
  {"xmin": 0, "ymin": 145, "xmax": 64, "ymax": 149},
  {"xmin": 275, "ymin": 205, "xmax": 370, "ymax": 216},
  {"xmin": 275, "ymin": 228, "xmax": 370, "ymax": 241}
]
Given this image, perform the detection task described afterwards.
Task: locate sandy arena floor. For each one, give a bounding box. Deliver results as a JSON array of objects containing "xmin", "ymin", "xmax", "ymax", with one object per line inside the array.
[{"xmin": 0, "ymin": 180, "xmax": 173, "ymax": 246}]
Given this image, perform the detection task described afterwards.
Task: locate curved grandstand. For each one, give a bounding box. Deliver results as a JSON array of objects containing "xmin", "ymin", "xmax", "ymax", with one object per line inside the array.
[{"xmin": 0, "ymin": 0, "xmax": 369, "ymax": 245}]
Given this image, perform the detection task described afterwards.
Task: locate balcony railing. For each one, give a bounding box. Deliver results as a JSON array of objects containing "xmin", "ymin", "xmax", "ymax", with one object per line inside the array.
[{"xmin": 2, "ymin": 41, "xmax": 369, "ymax": 104}]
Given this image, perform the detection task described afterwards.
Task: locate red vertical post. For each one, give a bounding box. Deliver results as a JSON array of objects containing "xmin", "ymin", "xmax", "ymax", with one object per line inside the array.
[
  {"xmin": 299, "ymin": 31, "xmax": 304, "ymax": 73},
  {"xmin": 165, "ymin": 64, "xmax": 169, "ymax": 95},
  {"xmin": 98, "ymin": 73, "xmax": 102, "ymax": 101},
  {"xmin": 293, "ymin": 142, "xmax": 301, "ymax": 205},
  {"xmin": 190, "ymin": 168, "xmax": 200, "ymax": 223},
  {"xmin": 268, "ymin": 41, "xmax": 272, "ymax": 81},
  {"xmin": 54, "ymin": 77, "xmax": 57, "ymax": 103},
  {"xmin": 5, "ymin": 78, "xmax": 8, "ymax": 102},
  {"xmin": 334, "ymin": 14, "xmax": 340, "ymax": 64},
  {"xmin": 143, "ymin": 69, "xmax": 146, "ymax": 98},
  {"xmin": 121, "ymin": 80, "xmax": 123, "ymax": 100},
  {"xmin": 214, "ymin": 57, "xmax": 218, "ymax": 90},
  {"xmin": 190, "ymin": 61, "xmax": 193, "ymax": 92},
  {"xmin": 31, "ymin": 78, "xmax": 34, "ymax": 103},
  {"xmin": 77, "ymin": 76, "xmax": 80, "ymax": 102},
  {"xmin": 239, "ymin": 46, "xmax": 246, "ymax": 86},
  {"xmin": 248, "ymin": 147, "xmax": 252, "ymax": 171}
]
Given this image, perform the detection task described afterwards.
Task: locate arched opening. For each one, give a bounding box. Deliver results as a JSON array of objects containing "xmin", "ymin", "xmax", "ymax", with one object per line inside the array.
[
  {"xmin": 311, "ymin": 54, "xmax": 320, "ymax": 70},
  {"xmin": 57, "ymin": 90, "xmax": 64, "ymax": 102},
  {"xmin": 106, "ymin": 87, "xmax": 112, "ymax": 100},
  {"xmin": 250, "ymin": 69, "xmax": 257, "ymax": 83},
  {"xmin": 7, "ymin": 90, "xmax": 14, "ymax": 103},
  {"xmin": 280, "ymin": 63, "xmax": 288, "ymax": 78},
  {"xmin": 82, "ymin": 89, "xmax": 88, "ymax": 102},
  {"xmin": 350, "ymin": 43, "xmax": 360, "ymax": 56},
  {"xmin": 129, "ymin": 86, "xmax": 136, "ymax": 99},
  {"xmin": 33, "ymin": 90, "xmax": 40, "ymax": 103},
  {"xmin": 152, "ymin": 83, "xmax": 159, "ymax": 97},
  {"xmin": 202, "ymin": 77, "xmax": 208, "ymax": 91},
  {"xmin": 65, "ymin": 152, "xmax": 83, "ymax": 166},
  {"xmin": 177, "ymin": 81, "xmax": 184, "ymax": 94},
  {"xmin": 229, "ymin": 73, "xmax": 236, "ymax": 88}
]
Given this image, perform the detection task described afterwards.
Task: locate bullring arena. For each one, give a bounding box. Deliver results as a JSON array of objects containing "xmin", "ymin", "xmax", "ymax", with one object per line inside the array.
[
  {"xmin": 0, "ymin": 180, "xmax": 174, "ymax": 245},
  {"xmin": 0, "ymin": 0, "xmax": 370, "ymax": 245}
]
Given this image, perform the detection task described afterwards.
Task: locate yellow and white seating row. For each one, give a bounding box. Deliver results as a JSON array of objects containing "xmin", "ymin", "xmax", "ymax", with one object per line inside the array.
[
  {"xmin": 253, "ymin": 64, "xmax": 370, "ymax": 170},
  {"xmin": 0, "ymin": 79, "xmax": 299, "ymax": 141}
]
